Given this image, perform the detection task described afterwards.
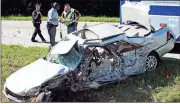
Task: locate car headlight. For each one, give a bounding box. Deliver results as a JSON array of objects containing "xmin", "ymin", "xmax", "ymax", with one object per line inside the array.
[{"xmin": 26, "ymin": 86, "xmax": 40, "ymax": 96}]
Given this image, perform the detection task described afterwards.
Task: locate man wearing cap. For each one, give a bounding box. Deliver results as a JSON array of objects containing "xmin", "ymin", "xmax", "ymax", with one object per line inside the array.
[
  {"xmin": 60, "ymin": 3, "xmax": 81, "ymax": 34},
  {"xmin": 47, "ymin": 2, "xmax": 60, "ymax": 47},
  {"xmin": 31, "ymin": 4, "xmax": 46, "ymax": 42}
]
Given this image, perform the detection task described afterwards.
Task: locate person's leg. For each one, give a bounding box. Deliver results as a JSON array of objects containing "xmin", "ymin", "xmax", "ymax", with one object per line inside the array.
[
  {"xmin": 31, "ymin": 23, "xmax": 38, "ymax": 42},
  {"xmin": 47, "ymin": 24, "xmax": 52, "ymax": 47},
  {"xmin": 49, "ymin": 26, "xmax": 56, "ymax": 46},
  {"xmin": 75, "ymin": 23, "xmax": 78, "ymax": 31},
  {"xmin": 67, "ymin": 25, "xmax": 76, "ymax": 34},
  {"xmin": 67, "ymin": 26, "xmax": 71, "ymax": 34},
  {"xmin": 36, "ymin": 23, "xmax": 46, "ymax": 42}
]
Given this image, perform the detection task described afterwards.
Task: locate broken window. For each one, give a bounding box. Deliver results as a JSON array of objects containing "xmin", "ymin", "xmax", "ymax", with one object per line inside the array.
[
  {"xmin": 101, "ymin": 41, "xmax": 135, "ymax": 57},
  {"xmin": 116, "ymin": 41, "xmax": 135, "ymax": 53},
  {"xmin": 47, "ymin": 47, "xmax": 83, "ymax": 70}
]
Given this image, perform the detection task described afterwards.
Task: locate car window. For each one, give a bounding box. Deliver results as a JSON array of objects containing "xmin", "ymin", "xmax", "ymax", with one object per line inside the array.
[
  {"xmin": 105, "ymin": 41, "xmax": 135, "ymax": 54},
  {"xmin": 116, "ymin": 41, "xmax": 135, "ymax": 53},
  {"xmin": 105, "ymin": 43, "xmax": 118, "ymax": 53},
  {"xmin": 73, "ymin": 30, "xmax": 99, "ymax": 40},
  {"xmin": 47, "ymin": 47, "xmax": 83, "ymax": 70}
]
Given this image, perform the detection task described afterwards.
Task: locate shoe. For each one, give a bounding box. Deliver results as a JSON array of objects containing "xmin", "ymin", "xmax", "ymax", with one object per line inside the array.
[
  {"xmin": 31, "ymin": 39, "xmax": 38, "ymax": 42},
  {"xmin": 48, "ymin": 45, "xmax": 52, "ymax": 52},
  {"xmin": 42, "ymin": 40, "xmax": 47, "ymax": 43}
]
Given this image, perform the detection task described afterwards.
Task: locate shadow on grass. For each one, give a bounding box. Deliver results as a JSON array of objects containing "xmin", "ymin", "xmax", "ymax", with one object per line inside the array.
[{"xmin": 53, "ymin": 58, "xmax": 180, "ymax": 102}]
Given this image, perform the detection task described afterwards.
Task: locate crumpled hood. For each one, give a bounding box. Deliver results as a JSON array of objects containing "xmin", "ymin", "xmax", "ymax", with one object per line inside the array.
[{"xmin": 5, "ymin": 58, "xmax": 69, "ymax": 96}]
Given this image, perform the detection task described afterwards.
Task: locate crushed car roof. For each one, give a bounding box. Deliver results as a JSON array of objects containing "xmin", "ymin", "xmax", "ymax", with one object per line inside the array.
[
  {"xmin": 50, "ymin": 35, "xmax": 85, "ymax": 55},
  {"xmin": 87, "ymin": 23, "xmax": 124, "ymax": 39},
  {"xmin": 50, "ymin": 38, "xmax": 78, "ymax": 55}
]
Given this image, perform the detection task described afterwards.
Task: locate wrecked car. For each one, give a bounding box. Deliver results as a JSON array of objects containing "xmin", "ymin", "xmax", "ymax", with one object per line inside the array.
[{"xmin": 3, "ymin": 2, "xmax": 175, "ymax": 102}]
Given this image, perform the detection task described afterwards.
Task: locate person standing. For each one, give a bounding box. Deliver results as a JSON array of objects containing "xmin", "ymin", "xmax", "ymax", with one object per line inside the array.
[
  {"xmin": 47, "ymin": 2, "xmax": 60, "ymax": 47},
  {"xmin": 31, "ymin": 4, "xmax": 46, "ymax": 42},
  {"xmin": 60, "ymin": 3, "xmax": 81, "ymax": 34}
]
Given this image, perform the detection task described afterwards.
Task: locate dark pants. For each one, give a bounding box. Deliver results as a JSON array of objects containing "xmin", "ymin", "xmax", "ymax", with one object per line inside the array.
[
  {"xmin": 47, "ymin": 23, "xmax": 57, "ymax": 47},
  {"xmin": 31, "ymin": 23, "xmax": 45, "ymax": 41},
  {"xmin": 67, "ymin": 23, "xmax": 77, "ymax": 34}
]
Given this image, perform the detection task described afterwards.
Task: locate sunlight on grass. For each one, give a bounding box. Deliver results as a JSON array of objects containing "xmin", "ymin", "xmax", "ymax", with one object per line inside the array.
[
  {"xmin": 1, "ymin": 44, "xmax": 49, "ymax": 102},
  {"xmin": 1, "ymin": 15, "xmax": 120, "ymax": 22},
  {"xmin": 153, "ymin": 86, "xmax": 180, "ymax": 102}
]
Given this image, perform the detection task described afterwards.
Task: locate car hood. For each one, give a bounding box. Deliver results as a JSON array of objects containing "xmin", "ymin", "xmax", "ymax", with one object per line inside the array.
[
  {"xmin": 121, "ymin": 2, "xmax": 151, "ymax": 31},
  {"xmin": 5, "ymin": 58, "xmax": 69, "ymax": 96}
]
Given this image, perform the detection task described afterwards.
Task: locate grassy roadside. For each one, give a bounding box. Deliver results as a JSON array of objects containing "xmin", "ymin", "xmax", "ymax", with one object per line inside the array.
[
  {"xmin": 1, "ymin": 44, "xmax": 180, "ymax": 102},
  {"xmin": 1, "ymin": 16, "xmax": 120, "ymax": 22},
  {"xmin": 1, "ymin": 44, "xmax": 49, "ymax": 102}
]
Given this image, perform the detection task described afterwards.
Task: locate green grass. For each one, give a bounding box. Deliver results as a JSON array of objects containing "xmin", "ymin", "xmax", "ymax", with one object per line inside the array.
[
  {"xmin": 1, "ymin": 44, "xmax": 180, "ymax": 102},
  {"xmin": 1, "ymin": 44, "xmax": 49, "ymax": 102},
  {"xmin": 1, "ymin": 15, "xmax": 120, "ymax": 22}
]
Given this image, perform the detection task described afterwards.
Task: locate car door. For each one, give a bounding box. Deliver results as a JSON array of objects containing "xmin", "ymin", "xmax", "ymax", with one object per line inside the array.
[
  {"xmin": 103, "ymin": 41, "xmax": 138, "ymax": 75},
  {"xmin": 116, "ymin": 41, "xmax": 136, "ymax": 67},
  {"xmin": 115, "ymin": 41, "xmax": 143, "ymax": 75}
]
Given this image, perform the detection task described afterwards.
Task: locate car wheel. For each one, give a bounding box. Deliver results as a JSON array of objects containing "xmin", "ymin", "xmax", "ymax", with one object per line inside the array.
[
  {"xmin": 145, "ymin": 53, "xmax": 159, "ymax": 71},
  {"xmin": 36, "ymin": 92, "xmax": 46, "ymax": 102}
]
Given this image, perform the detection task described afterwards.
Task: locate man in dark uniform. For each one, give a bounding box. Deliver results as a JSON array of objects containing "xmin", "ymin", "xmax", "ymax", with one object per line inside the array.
[{"xmin": 31, "ymin": 4, "xmax": 46, "ymax": 42}]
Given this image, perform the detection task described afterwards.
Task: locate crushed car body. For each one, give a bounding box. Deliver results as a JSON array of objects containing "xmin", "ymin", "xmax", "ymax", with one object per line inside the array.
[{"xmin": 3, "ymin": 2, "xmax": 176, "ymax": 102}]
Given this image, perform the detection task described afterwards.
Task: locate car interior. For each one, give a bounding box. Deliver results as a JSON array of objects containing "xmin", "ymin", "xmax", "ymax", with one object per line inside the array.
[{"xmin": 87, "ymin": 41, "xmax": 135, "ymax": 59}]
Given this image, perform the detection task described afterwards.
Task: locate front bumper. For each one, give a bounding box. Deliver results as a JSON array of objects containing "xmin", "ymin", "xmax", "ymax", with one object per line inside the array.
[{"xmin": 3, "ymin": 87, "xmax": 30, "ymax": 102}]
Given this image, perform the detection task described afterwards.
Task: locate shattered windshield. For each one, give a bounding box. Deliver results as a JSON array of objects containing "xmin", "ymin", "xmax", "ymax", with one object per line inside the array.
[{"xmin": 47, "ymin": 47, "xmax": 83, "ymax": 70}]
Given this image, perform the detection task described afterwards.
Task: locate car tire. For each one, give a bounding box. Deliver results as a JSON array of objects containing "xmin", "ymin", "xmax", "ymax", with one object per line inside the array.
[
  {"xmin": 36, "ymin": 92, "xmax": 46, "ymax": 102},
  {"xmin": 145, "ymin": 53, "xmax": 159, "ymax": 71}
]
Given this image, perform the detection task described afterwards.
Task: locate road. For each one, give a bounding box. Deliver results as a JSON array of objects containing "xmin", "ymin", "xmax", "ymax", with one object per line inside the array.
[
  {"xmin": 2, "ymin": 20, "xmax": 118, "ymax": 47},
  {"xmin": 2, "ymin": 20, "xmax": 179, "ymax": 59}
]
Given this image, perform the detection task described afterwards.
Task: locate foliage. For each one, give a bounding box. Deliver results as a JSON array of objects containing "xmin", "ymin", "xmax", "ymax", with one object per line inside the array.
[{"xmin": 1, "ymin": 0, "xmax": 119, "ymax": 17}]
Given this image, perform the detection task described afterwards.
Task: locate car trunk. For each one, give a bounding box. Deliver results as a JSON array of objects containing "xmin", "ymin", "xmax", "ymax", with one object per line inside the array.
[{"xmin": 121, "ymin": 2, "xmax": 151, "ymax": 31}]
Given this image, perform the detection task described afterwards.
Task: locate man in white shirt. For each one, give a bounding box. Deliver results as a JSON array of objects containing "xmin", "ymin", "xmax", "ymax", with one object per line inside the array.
[{"xmin": 47, "ymin": 2, "xmax": 60, "ymax": 47}]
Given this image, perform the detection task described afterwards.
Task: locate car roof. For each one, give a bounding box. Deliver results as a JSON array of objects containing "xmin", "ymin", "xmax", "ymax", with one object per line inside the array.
[
  {"xmin": 50, "ymin": 38, "xmax": 78, "ymax": 55},
  {"xmin": 87, "ymin": 23, "xmax": 124, "ymax": 39}
]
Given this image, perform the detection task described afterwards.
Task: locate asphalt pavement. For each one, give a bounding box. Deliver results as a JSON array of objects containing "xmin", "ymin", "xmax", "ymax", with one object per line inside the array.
[{"xmin": 2, "ymin": 20, "xmax": 118, "ymax": 47}]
